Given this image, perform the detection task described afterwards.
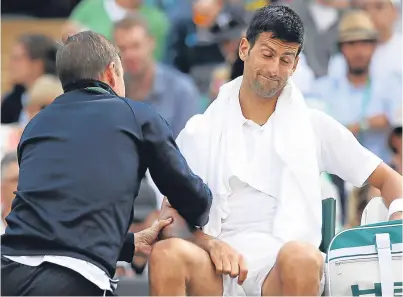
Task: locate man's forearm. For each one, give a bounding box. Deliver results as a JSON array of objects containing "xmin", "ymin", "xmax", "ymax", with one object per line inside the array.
[{"xmin": 379, "ymin": 171, "xmax": 403, "ymax": 208}]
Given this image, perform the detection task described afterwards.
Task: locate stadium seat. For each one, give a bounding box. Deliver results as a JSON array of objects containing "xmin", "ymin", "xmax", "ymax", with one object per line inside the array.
[
  {"xmin": 320, "ymin": 197, "xmax": 337, "ymax": 254},
  {"xmin": 320, "ymin": 197, "xmax": 337, "ymax": 297}
]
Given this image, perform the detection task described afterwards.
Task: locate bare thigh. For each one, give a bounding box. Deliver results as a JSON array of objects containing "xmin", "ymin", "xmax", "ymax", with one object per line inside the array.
[{"xmin": 149, "ymin": 238, "xmax": 223, "ymax": 296}]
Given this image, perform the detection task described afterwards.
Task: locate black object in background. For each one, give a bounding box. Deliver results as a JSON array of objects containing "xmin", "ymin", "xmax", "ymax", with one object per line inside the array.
[{"xmin": 1, "ymin": 0, "xmax": 82, "ymax": 18}]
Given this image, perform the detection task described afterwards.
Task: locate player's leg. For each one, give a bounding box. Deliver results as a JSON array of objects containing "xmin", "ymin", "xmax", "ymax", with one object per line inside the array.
[
  {"xmin": 149, "ymin": 238, "xmax": 223, "ymax": 296},
  {"xmin": 261, "ymin": 241, "xmax": 324, "ymax": 296}
]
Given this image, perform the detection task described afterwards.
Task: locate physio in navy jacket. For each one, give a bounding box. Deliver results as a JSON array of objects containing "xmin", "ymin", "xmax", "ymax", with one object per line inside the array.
[{"xmin": 1, "ymin": 31, "xmax": 212, "ymax": 296}]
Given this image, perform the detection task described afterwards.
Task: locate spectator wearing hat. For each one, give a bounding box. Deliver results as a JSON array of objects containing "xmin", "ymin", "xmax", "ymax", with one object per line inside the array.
[
  {"xmin": 312, "ymin": 10, "xmax": 400, "ymax": 221},
  {"xmin": 329, "ymin": 0, "xmax": 402, "ymax": 80},
  {"xmin": 25, "ymin": 75, "xmax": 63, "ymax": 121}
]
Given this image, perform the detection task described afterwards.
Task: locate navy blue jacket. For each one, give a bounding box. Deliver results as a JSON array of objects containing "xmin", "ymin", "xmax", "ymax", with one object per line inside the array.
[{"xmin": 1, "ymin": 80, "xmax": 212, "ymax": 277}]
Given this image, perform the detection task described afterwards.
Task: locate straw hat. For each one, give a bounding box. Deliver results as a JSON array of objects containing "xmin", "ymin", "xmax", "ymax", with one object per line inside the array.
[
  {"xmin": 27, "ymin": 75, "xmax": 63, "ymax": 107},
  {"xmin": 338, "ymin": 10, "xmax": 378, "ymax": 43}
]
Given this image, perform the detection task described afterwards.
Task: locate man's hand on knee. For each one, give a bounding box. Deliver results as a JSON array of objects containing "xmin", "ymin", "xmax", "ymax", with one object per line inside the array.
[
  {"xmin": 158, "ymin": 199, "xmax": 248, "ymax": 285},
  {"xmin": 202, "ymin": 235, "xmax": 248, "ymax": 285}
]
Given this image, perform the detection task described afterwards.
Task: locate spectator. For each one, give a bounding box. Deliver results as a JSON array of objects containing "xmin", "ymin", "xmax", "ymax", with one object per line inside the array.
[
  {"xmin": 63, "ymin": 0, "xmax": 169, "ymax": 61},
  {"xmin": 25, "ymin": 75, "xmax": 63, "ymax": 121},
  {"xmin": 329, "ymin": 0, "xmax": 402, "ymax": 80},
  {"xmin": 1, "ymin": 152, "xmax": 18, "ymax": 234},
  {"xmin": 0, "ymin": 75, "xmax": 63, "ymax": 160},
  {"xmin": 1, "ymin": 34, "xmax": 58, "ymax": 124},
  {"xmin": 315, "ymin": 10, "xmax": 396, "ymax": 162},
  {"xmin": 164, "ymin": 0, "xmax": 226, "ymax": 93},
  {"xmin": 313, "ymin": 10, "xmax": 397, "ymax": 219},
  {"xmin": 114, "ymin": 14, "xmax": 201, "ymax": 138}
]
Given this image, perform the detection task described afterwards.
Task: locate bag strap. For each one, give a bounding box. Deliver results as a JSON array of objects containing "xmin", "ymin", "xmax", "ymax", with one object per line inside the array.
[{"xmin": 375, "ymin": 233, "xmax": 394, "ymax": 296}]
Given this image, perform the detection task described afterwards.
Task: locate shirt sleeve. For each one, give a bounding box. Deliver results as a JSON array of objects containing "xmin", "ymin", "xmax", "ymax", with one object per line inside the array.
[
  {"xmin": 118, "ymin": 233, "xmax": 134, "ymax": 262},
  {"xmin": 138, "ymin": 104, "xmax": 212, "ymax": 227},
  {"xmin": 312, "ymin": 110, "xmax": 383, "ymax": 187}
]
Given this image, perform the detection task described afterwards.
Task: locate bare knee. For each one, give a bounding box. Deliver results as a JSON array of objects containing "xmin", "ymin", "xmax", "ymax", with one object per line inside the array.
[{"xmin": 277, "ymin": 241, "xmax": 323, "ymax": 278}]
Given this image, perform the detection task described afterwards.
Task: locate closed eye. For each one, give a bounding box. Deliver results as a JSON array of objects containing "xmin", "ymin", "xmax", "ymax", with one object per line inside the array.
[{"xmin": 281, "ymin": 58, "xmax": 290, "ymax": 64}]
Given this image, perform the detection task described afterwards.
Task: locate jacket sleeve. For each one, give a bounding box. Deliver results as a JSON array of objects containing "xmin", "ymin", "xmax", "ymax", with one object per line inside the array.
[
  {"xmin": 118, "ymin": 233, "xmax": 134, "ymax": 262},
  {"xmin": 139, "ymin": 105, "xmax": 212, "ymax": 228}
]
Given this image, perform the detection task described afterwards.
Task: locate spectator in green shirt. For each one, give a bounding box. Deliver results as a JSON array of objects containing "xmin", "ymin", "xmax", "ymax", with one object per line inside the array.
[{"xmin": 63, "ymin": 0, "xmax": 169, "ymax": 61}]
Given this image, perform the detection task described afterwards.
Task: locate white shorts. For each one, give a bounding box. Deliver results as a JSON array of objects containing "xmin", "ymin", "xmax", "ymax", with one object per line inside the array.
[{"xmin": 219, "ymin": 233, "xmax": 326, "ymax": 296}]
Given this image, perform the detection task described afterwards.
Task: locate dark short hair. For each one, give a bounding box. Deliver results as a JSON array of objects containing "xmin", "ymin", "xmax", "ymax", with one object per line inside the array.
[
  {"xmin": 56, "ymin": 31, "xmax": 121, "ymax": 87},
  {"xmin": 18, "ymin": 34, "xmax": 59, "ymax": 75},
  {"xmin": 246, "ymin": 5, "xmax": 304, "ymax": 55}
]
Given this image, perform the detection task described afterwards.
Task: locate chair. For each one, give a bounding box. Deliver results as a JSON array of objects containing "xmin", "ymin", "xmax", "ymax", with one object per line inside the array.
[
  {"xmin": 320, "ymin": 197, "xmax": 337, "ymax": 254},
  {"xmin": 320, "ymin": 197, "xmax": 336, "ymax": 297}
]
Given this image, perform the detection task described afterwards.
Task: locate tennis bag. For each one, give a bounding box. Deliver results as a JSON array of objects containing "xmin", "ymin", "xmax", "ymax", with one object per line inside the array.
[{"xmin": 325, "ymin": 220, "xmax": 402, "ymax": 296}]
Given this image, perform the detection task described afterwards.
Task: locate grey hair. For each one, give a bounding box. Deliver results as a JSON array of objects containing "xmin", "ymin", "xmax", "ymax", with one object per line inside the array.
[
  {"xmin": 56, "ymin": 31, "xmax": 121, "ymax": 87},
  {"xmin": 1, "ymin": 152, "xmax": 18, "ymax": 179}
]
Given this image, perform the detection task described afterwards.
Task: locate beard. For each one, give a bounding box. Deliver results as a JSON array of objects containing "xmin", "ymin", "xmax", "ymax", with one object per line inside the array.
[
  {"xmin": 251, "ymin": 77, "xmax": 287, "ymax": 99},
  {"xmin": 348, "ymin": 65, "xmax": 369, "ymax": 76}
]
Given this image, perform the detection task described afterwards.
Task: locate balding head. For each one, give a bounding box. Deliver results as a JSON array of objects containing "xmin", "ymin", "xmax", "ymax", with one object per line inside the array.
[{"xmin": 56, "ymin": 31, "xmax": 126, "ymax": 96}]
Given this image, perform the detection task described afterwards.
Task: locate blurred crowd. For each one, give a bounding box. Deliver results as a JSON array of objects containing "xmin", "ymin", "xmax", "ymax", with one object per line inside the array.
[{"xmin": 1, "ymin": 0, "xmax": 402, "ymax": 279}]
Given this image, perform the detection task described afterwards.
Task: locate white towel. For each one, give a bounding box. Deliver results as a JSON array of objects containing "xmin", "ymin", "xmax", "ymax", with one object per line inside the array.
[{"xmin": 176, "ymin": 76, "xmax": 323, "ymax": 247}]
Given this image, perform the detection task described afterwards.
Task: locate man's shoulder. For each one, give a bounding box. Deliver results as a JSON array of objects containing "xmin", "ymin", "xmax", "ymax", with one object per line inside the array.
[
  {"xmin": 308, "ymin": 108, "xmax": 338, "ymax": 126},
  {"xmin": 123, "ymin": 98, "xmax": 159, "ymax": 119}
]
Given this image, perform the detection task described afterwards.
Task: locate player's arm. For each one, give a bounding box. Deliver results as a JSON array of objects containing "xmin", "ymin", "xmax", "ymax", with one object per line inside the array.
[{"xmin": 314, "ymin": 110, "xmax": 402, "ymax": 220}]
